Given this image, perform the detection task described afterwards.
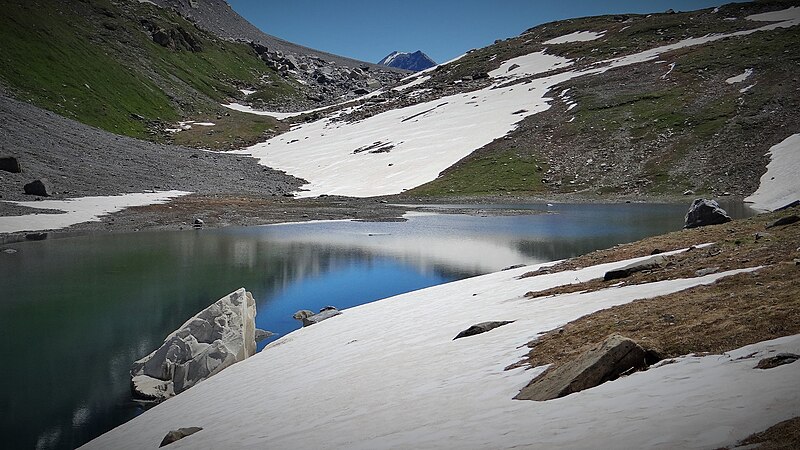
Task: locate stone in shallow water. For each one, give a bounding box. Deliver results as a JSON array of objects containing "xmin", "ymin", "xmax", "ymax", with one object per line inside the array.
[{"xmin": 131, "ymin": 288, "xmax": 256, "ymax": 402}]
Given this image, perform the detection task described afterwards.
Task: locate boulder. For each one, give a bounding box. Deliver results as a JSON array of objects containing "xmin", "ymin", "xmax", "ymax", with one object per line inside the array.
[
  {"xmin": 293, "ymin": 307, "xmax": 341, "ymax": 327},
  {"xmin": 453, "ymin": 321, "xmax": 514, "ymax": 340},
  {"xmin": 160, "ymin": 427, "xmax": 203, "ymax": 447},
  {"xmin": 515, "ymin": 335, "xmax": 650, "ymax": 401},
  {"xmin": 766, "ymin": 215, "xmax": 799, "ymax": 229},
  {"xmin": 684, "ymin": 198, "xmax": 731, "ymax": 228},
  {"xmin": 254, "ymin": 329, "xmax": 274, "ymax": 343},
  {"xmin": 603, "ymin": 254, "xmax": 666, "ymax": 281},
  {"xmin": 755, "ymin": 353, "xmax": 799, "ymax": 369},
  {"xmin": 131, "ymin": 288, "xmax": 256, "ymax": 401},
  {"xmin": 365, "ymin": 78, "xmax": 381, "ymax": 90},
  {"xmin": 0, "ymin": 156, "xmax": 21, "ymax": 173},
  {"xmin": 23, "ymin": 179, "xmax": 52, "ymax": 196}
]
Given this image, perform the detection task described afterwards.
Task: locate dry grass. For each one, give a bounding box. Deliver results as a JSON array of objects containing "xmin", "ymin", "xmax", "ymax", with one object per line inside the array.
[
  {"xmin": 509, "ymin": 208, "xmax": 800, "ymax": 372},
  {"xmin": 722, "ymin": 416, "xmax": 800, "ymax": 450}
]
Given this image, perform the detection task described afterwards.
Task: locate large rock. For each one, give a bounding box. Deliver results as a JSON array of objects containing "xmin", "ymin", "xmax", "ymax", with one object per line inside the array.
[
  {"xmin": 515, "ymin": 335, "xmax": 649, "ymax": 401},
  {"xmin": 453, "ymin": 321, "xmax": 514, "ymax": 340},
  {"xmin": 684, "ymin": 198, "xmax": 731, "ymax": 228},
  {"xmin": 131, "ymin": 288, "xmax": 257, "ymax": 401},
  {"xmin": 160, "ymin": 427, "xmax": 202, "ymax": 447},
  {"xmin": 603, "ymin": 254, "xmax": 666, "ymax": 281},
  {"xmin": 293, "ymin": 306, "xmax": 341, "ymax": 327},
  {"xmin": 0, "ymin": 156, "xmax": 21, "ymax": 173},
  {"xmin": 23, "ymin": 178, "xmax": 52, "ymax": 196}
]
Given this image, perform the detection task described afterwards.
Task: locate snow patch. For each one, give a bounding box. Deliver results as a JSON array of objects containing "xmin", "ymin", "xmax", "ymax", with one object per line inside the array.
[
  {"xmin": 392, "ymin": 75, "xmax": 431, "ymax": 92},
  {"xmin": 739, "ymin": 83, "xmax": 756, "ymax": 93},
  {"xmin": 543, "ymin": 30, "xmax": 605, "ymax": 44},
  {"xmin": 661, "ymin": 62, "xmax": 676, "ymax": 79},
  {"xmin": 83, "ymin": 254, "xmax": 791, "ymax": 450},
  {"xmin": 726, "ymin": 68, "xmax": 753, "ymax": 84},
  {"xmin": 746, "ymin": 6, "xmax": 800, "ymax": 23},
  {"xmin": 0, "ymin": 191, "xmax": 191, "ymax": 233},
  {"xmin": 489, "ymin": 51, "xmax": 573, "ymax": 81},
  {"xmin": 239, "ymin": 88, "xmax": 256, "ymax": 96},
  {"xmin": 745, "ymin": 133, "xmax": 800, "ymax": 211}
]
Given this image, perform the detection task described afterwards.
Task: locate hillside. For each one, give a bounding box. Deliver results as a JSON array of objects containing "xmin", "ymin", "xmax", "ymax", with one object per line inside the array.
[
  {"xmin": 230, "ymin": 0, "xmax": 798, "ymax": 201},
  {"xmin": 0, "ymin": 0, "xmax": 404, "ymax": 145}
]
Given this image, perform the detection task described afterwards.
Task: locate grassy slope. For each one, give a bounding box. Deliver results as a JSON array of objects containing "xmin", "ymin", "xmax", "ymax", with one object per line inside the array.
[{"xmin": 0, "ymin": 0, "xmax": 296, "ymax": 142}]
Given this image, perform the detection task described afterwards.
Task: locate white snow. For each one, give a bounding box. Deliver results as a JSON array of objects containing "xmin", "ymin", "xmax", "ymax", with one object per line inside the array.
[
  {"xmin": 239, "ymin": 88, "xmax": 256, "ymax": 96},
  {"xmin": 661, "ymin": 62, "xmax": 676, "ymax": 79},
  {"xmin": 739, "ymin": 83, "xmax": 756, "ymax": 93},
  {"xmin": 392, "ymin": 75, "xmax": 431, "ymax": 92},
  {"xmin": 489, "ymin": 50, "xmax": 573, "ymax": 81},
  {"xmin": 83, "ymin": 249, "xmax": 796, "ymax": 450},
  {"xmin": 543, "ymin": 30, "xmax": 605, "ymax": 44},
  {"xmin": 744, "ymin": 133, "xmax": 800, "ymax": 211},
  {"xmin": 221, "ymin": 102, "xmax": 308, "ymax": 120},
  {"xmin": 746, "ymin": 6, "xmax": 800, "ymax": 23},
  {"xmin": 726, "ymin": 68, "xmax": 753, "ymax": 84},
  {"xmin": 227, "ymin": 7, "xmax": 800, "ymax": 198},
  {"xmin": 0, "ymin": 191, "xmax": 190, "ymax": 233}
]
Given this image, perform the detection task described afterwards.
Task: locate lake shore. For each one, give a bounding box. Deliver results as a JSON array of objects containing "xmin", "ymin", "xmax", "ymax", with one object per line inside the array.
[{"xmin": 82, "ymin": 206, "xmax": 800, "ymax": 449}]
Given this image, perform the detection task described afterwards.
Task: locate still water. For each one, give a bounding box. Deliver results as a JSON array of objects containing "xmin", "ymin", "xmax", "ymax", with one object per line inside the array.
[{"xmin": 0, "ymin": 203, "xmax": 753, "ymax": 449}]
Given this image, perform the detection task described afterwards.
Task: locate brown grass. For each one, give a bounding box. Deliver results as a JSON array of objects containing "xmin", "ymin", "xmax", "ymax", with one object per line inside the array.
[{"xmin": 509, "ymin": 209, "xmax": 800, "ymax": 372}]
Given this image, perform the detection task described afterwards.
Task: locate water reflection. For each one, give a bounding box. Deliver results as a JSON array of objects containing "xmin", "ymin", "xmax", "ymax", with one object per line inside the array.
[{"xmin": 0, "ymin": 203, "xmax": 754, "ymax": 449}]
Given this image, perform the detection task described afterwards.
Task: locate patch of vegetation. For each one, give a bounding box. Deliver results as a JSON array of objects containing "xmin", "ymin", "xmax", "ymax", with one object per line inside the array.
[
  {"xmin": 408, "ymin": 148, "xmax": 547, "ymax": 196},
  {"xmin": 169, "ymin": 110, "xmax": 286, "ymax": 151}
]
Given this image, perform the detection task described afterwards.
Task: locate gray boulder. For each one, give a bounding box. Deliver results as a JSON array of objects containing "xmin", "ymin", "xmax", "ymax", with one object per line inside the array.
[
  {"xmin": 160, "ymin": 427, "xmax": 202, "ymax": 447},
  {"xmin": 603, "ymin": 254, "xmax": 666, "ymax": 281},
  {"xmin": 515, "ymin": 335, "xmax": 649, "ymax": 401},
  {"xmin": 293, "ymin": 307, "xmax": 341, "ymax": 327},
  {"xmin": 453, "ymin": 321, "xmax": 514, "ymax": 340},
  {"xmin": 254, "ymin": 328, "xmax": 274, "ymax": 343},
  {"xmin": 131, "ymin": 288, "xmax": 257, "ymax": 401},
  {"xmin": 0, "ymin": 156, "xmax": 21, "ymax": 173},
  {"xmin": 684, "ymin": 198, "xmax": 731, "ymax": 228},
  {"xmin": 23, "ymin": 178, "xmax": 52, "ymax": 196}
]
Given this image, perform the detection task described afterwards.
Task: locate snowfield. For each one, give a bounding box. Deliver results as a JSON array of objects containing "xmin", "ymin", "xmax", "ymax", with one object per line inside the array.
[
  {"xmin": 0, "ymin": 191, "xmax": 190, "ymax": 233},
  {"xmin": 231, "ymin": 7, "xmax": 800, "ymax": 198},
  {"xmin": 745, "ymin": 133, "xmax": 800, "ymax": 211},
  {"xmin": 543, "ymin": 30, "xmax": 605, "ymax": 44},
  {"xmin": 82, "ymin": 248, "xmax": 798, "ymax": 449}
]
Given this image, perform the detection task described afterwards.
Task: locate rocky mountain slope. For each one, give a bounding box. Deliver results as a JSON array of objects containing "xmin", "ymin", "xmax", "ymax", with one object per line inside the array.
[
  {"xmin": 256, "ymin": 0, "xmax": 796, "ymax": 201},
  {"xmin": 0, "ymin": 0, "xmax": 404, "ymax": 144},
  {"xmin": 378, "ymin": 50, "xmax": 437, "ymax": 71}
]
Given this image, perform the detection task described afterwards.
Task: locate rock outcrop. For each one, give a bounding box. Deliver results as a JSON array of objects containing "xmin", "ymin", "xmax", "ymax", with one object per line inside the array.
[
  {"xmin": 453, "ymin": 321, "xmax": 514, "ymax": 340},
  {"xmin": 23, "ymin": 178, "xmax": 52, "ymax": 196},
  {"xmin": 0, "ymin": 156, "xmax": 21, "ymax": 173},
  {"xmin": 684, "ymin": 198, "xmax": 732, "ymax": 228},
  {"xmin": 293, "ymin": 306, "xmax": 341, "ymax": 327},
  {"xmin": 603, "ymin": 254, "xmax": 666, "ymax": 281},
  {"xmin": 131, "ymin": 288, "xmax": 257, "ymax": 402},
  {"xmin": 515, "ymin": 335, "xmax": 651, "ymax": 401},
  {"xmin": 160, "ymin": 427, "xmax": 203, "ymax": 447}
]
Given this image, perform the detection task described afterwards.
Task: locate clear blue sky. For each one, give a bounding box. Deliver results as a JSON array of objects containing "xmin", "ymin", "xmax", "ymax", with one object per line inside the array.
[{"xmin": 227, "ymin": 0, "xmax": 743, "ymax": 64}]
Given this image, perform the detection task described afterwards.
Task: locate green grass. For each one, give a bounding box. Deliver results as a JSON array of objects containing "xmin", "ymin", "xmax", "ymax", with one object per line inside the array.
[
  {"xmin": 0, "ymin": 0, "xmax": 300, "ymax": 142},
  {"xmin": 170, "ymin": 109, "xmax": 285, "ymax": 150},
  {"xmin": 0, "ymin": 0, "xmax": 176, "ymax": 137},
  {"xmin": 408, "ymin": 148, "xmax": 547, "ymax": 196}
]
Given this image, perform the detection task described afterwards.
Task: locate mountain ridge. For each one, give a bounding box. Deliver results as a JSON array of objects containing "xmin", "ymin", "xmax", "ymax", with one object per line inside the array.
[{"xmin": 378, "ymin": 50, "xmax": 437, "ymax": 71}]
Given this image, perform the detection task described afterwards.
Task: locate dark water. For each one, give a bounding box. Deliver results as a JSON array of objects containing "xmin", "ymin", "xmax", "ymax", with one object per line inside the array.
[{"xmin": 0, "ymin": 203, "xmax": 754, "ymax": 449}]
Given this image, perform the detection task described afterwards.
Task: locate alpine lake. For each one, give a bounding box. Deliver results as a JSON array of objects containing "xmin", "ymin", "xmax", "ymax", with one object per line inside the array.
[{"xmin": 0, "ymin": 201, "xmax": 757, "ymax": 449}]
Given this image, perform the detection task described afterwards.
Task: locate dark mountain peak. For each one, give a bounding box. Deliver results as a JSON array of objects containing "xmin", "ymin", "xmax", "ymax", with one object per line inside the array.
[{"xmin": 378, "ymin": 50, "xmax": 436, "ymax": 72}]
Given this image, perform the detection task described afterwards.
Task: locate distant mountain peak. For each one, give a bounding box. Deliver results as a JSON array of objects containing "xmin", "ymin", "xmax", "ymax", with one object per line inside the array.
[{"xmin": 378, "ymin": 50, "xmax": 436, "ymax": 72}]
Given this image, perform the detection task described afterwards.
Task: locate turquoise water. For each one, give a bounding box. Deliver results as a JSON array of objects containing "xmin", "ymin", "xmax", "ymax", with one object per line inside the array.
[{"xmin": 0, "ymin": 203, "xmax": 753, "ymax": 449}]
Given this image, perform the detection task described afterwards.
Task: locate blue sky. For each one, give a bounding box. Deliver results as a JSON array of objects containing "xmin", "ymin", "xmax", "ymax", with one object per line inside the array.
[{"xmin": 227, "ymin": 1, "xmax": 742, "ymax": 64}]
